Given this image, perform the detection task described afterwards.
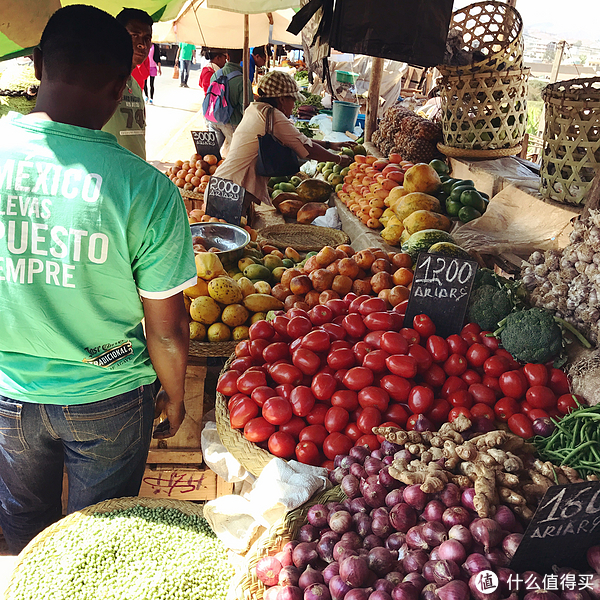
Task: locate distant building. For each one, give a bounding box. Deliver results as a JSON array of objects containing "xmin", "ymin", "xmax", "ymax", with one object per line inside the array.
[{"xmin": 524, "ymin": 61, "xmax": 597, "ymax": 80}]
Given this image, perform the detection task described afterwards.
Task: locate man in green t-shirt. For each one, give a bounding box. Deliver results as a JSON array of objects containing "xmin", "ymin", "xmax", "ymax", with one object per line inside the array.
[
  {"xmin": 176, "ymin": 42, "xmax": 196, "ymax": 88},
  {"xmin": 102, "ymin": 8, "xmax": 153, "ymax": 159},
  {"xmin": 0, "ymin": 6, "xmax": 196, "ymax": 553}
]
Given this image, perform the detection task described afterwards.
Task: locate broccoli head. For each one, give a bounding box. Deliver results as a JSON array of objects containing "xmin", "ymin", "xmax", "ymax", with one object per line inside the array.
[
  {"xmin": 467, "ymin": 284, "xmax": 513, "ymax": 331},
  {"xmin": 500, "ymin": 308, "xmax": 562, "ymax": 364},
  {"xmin": 473, "ymin": 268, "xmax": 497, "ymax": 290}
]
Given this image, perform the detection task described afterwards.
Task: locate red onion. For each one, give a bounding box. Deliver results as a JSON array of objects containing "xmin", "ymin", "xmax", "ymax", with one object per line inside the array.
[
  {"xmin": 323, "ymin": 563, "xmax": 340, "ymax": 585},
  {"xmin": 496, "ymin": 568, "xmax": 517, "ymax": 594},
  {"xmin": 403, "ymin": 486, "xmax": 429, "ymax": 511},
  {"xmin": 469, "ymin": 574, "xmax": 501, "ymax": 600},
  {"xmin": 354, "ymin": 513, "xmax": 373, "ymax": 538},
  {"xmin": 299, "ymin": 524, "xmax": 320, "ymax": 542},
  {"xmin": 390, "ymin": 504, "xmax": 418, "ymax": 533},
  {"xmin": 279, "ymin": 586, "xmax": 303, "ymax": 600},
  {"xmin": 340, "ymin": 555, "xmax": 371, "ymax": 588},
  {"xmin": 293, "ymin": 543, "xmax": 319, "ymax": 570},
  {"xmin": 587, "ymin": 574, "xmax": 600, "ymax": 600},
  {"xmin": 327, "ymin": 502, "xmax": 346, "ymax": 514},
  {"xmin": 329, "ymin": 576, "xmax": 352, "ymax": 600},
  {"xmin": 318, "ymin": 535, "xmax": 338, "ymax": 563},
  {"xmin": 277, "ymin": 549, "xmax": 295, "ymax": 567},
  {"xmin": 437, "ymin": 540, "xmax": 466, "ymax": 563},
  {"xmin": 379, "ymin": 467, "xmax": 401, "ymax": 490},
  {"xmin": 485, "ymin": 548, "xmax": 509, "ymax": 567},
  {"xmin": 280, "ymin": 565, "xmax": 301, "ymax": 587},
  {"xmin": 333, "ymin": 541, "xmax": 357, "ymax": 562},
  {"xmin": 422, "ymin": 501, "xmax": 445, "ymax": 523},
  {"xmin": 406, "ymin": 526, "xmax": 429, "ymax": 551},
  {"xmin": 532, "ymin": 417, "xmax": 556, "ymax": 437},
  {"xmin": 305, "ymin": 583, "xmax": 331, "ymax": 600},
  {"xmin": 266, "ymin": 586, "xmax": 283, "ymax": 600},
  {"xmin": 423, "ymin": 561, "xmax": 437, "ymax": 584},
  {"xmin": 394, "ymin": 450, "xmax": 412, "ymax": 462},
  {"xmin": 351, "ymin": 463, "xmax": 369, "ymax": 480},
  {"xmin": 372, "ymin": 507, "xmax": 389, "ymax": 518},
  {"xmin": 381, "ymin": 441, "xmax": 402, "ymax": 456},
  {"xmin": 350, "ymin": 446, "xmax": 371, "ymax": 463},
  {"xmin": 402, "ymin": 550, "xmax": 429, "ymax": 573},
  {"xmin": 365, "ymin": 457, "xmax": 384, "ymax": 476},
  {"xmin": 432, "ymin": 560, "xmax": 460, "ymax": 586},
  {"xmin": 257, "ymin": 556, "xmax": 284, "ymax": 586},
  {"xmin": 285, "ymin": 541, "xmax": 300, "ymax": 551},
  {"xmin": 435, "ymin": 580, "xmax": 469, "ymax": 600},
  {"xmin": 376, "ymin": 579, "xmax": 395, "ymax": 594},
  {"xmin": 330, "ymin": 468, "xmax": 348, "ymax": 485},
  {"xmin": 386, "ymin": 572, "xmax": 405, "ymax": 586},
  {"xmin": 329, "ymin": 511, "xmax": 353, "ymax": 534},
  {"xmin": 299, "ymin": 566, "xmax": 325, "ymax": 590},
  {"xmin": 309, "ymin": 504, "xmax": 330, "ymax": 529},
  {"xmin": 351, "ymin": 498, "xmax": 370, "ymax": 514},
  {"xmin": 339, "ymin": 455, "xmax": 360, "ymax": 470},
  {"xmin": 386, "ymin": 490, "xmax": 405, "ymax": 508},
  {"xmin": 421, "ymin": 522, "xmax": 447, "ymax": 547},
  {"xmin": 442, "ymin": 507, "xmax": 472, "ymax": 529},
  {"xmin": 343, "ymin": 475, "xmax": 361, "ymax": 499},
  {"xmin": 372, "ymin": 513, "xmax": 392, "ymax": 539},
  {"xmin": 411, "ymin": 414, "xmax": 434, "ymax": 432},
  {"xmin": 429, "ymin": 547, "xmax": 441, "ymax": 561},
  {"xmin": 346, "ymin": 590, "xmax": 373, "ymax": 600},
  {"xmin": 383, "ymin": 457, "xmax": 394, "ymax": 466},
  {"xmin": 589, "ymin": 546, "xmax": 600, "ymax": 573},
  {"xmin": 368, "ymin": 547, "xmax": 396, "ymax": 576},
  {"xmin": 439, "ymin": 484, "xmax": 461, "ymax": 508},
  {"xmin": 562, "ymin": 590, "xmax": 592, "ymax": 600},
  {"xmin": 386, "ymin": 533, "xmax": 407, "ymax": 551},
  {"xmin": 493, "ymin": 505, "xmax": 517, "ymax": 533},
  {"xmin": 364, "ymin": 535, "xmax": 385, "ymax": 550},
  {"xmin": 371, "ymin": 591, "xmax": 392, "ymax": 600},
  {"xmin": 392, "ymin": 582, "xmax": 419, "ymax": 600},
  {"xmin": 403, "ymin": 573, "xmax": 426, "ymax": 594},
  {"xmin": 469, "ymin": 519, "xmax": 503, "ymax": 552},
  {"xmin": 342, "ymin": 531, "xmax": 363, "ymax": 550},
  {"xmin": 421, "ymin": 583, "xmax": 439, "ymax": 600},
  {"xmin": 364, "ymin": 483, "xmax": 388, "ymax": 508},
  {"xmin": 460, "ymin": 489, "xmax": 476, "ymax": 512},
  {"xmin": 524, "ymin": 592, "xmax": 561, "ymax": 600},
  {"xmin": 447, "ymin": 525, "xmax": 471, "ymax": 550},
  {"xmin": 462, "ymin": 553, "xmax": 491, "ymax": 577}
]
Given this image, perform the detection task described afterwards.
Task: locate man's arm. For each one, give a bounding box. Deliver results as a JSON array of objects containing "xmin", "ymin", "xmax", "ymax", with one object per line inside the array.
[{"xmin": 143, "ymin": 293, "xmax": 189, "ymax": 438}]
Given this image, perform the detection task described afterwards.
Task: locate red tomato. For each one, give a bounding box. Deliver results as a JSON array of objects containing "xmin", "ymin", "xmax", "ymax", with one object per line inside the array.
[
  {"xmin": 528, "ymin": 408, "xmax": 550, "ymax": 422},
  {"xmin": 308, "ymin": 305, "xmax": 333, "ymax": 326},
  {"xmin": 470, "ymin": 403, "xmax": 494, "ymax": 420},
  {"xmin": 310, "ymin": 372, "xmax": 337, "ymax": 401},
  {"xmin": 348, "ymin": 295, "xmax": 371, "ymax": 313},
  {"xmin": 357, "ymin": 407, "xmax": 382, "ymax": 434},
  {"xmin": 292, "ymin": 348, "xmax": 321, "ymax": 376},
  {"xmin": 522, "ymin": 364, "xmax": 549, "ymax": 387},
  {"xmin": 275, "ymin": 383, "xmax": 294, "ymax": 400},
  {"xmin": 427, "ymin": 399, "xmax": 451, "ymax": 424},
  {"xmin": 386, "ymin": 355, "xmax": 418, "ymax": 379},
  {"xmin": 344, "ymin": 422, "xmax": 363, "ymax": 442},
  {"xmin": 383, "ymin": 403, "xmax": 410, "ymax": 428},
  {"xmin": 441, "ymin": 376, "xmax": 468, "ymax": 399},
  {"xmin": 380, "ymin": 332, "xmax": 409, "ymax": 355},
  {"xmin": 299, "ymin": 424, "xmax": 329, "ymax": 445},
  {"xmin": 301, "ymin": 330, "xmax": 330, "ymax": 353},
  {"xmin": 236, "ymin": 370, "xmax": 267, "ymax": 394},
  {"xmin": 262, "ymin": 342, "xmax": 289, "ymax": 364},
  {"xmin": 217, "ymin": 370, "xmax": 240, "ymax": 396},
  {"xmin": 251, "ymin": 386, "xmax": 277, "ymax": 407},
  {"xmin": 323, "ymin": 432, "xmax": 353, "ymax": 460},
  {"xmin": 447, "ymin": 389, "xmax": 473, "ymax": 409},
  {"xmin": 521, "ymin": 401, "xmax": 533, "ymax": 415},
  {"xmin": 461, "ymin": 323, "xmax": 482, "ymax": 337},
  {"xmin": 549, "ymin": 368, "xmax": 571, "ymax": 395},
  {"xmin": 364, "ymin": 330, "xmax": 385, "ymax": 349},
  {"xmin": 412, "ymin": 314, "xmax": 436, "ymax": 338},
  {"xmin": 405, "ymin": 414, "xmax": 422, "ymax": 430},
  {"xmin": 423, "ymin": 364, "xmax": 447, "ymax": 388},
  {"xmin": 288, "ymin": 308, "xmax": 309, "ymax": 320},
  {"xmin": 443, "ymin": 354, "xmax": 468, "ymax": 377},
  {"xmin": 408, "ymin": 386, "xmax": 434, "ymax": 414},
  {"xmin": 279, "ymin": 416, "xmax": 306, "ymax": 439},
  {"xmin": 295, "ymin": 441, "xmax": 321, "ymax": 465},
  {"xmin": 557, "ymin": 393, "xmax": 580, "ymax": 415},
  {"xmin": 342, "ymin": 313, "xmax": 368, "ymax": 338},
  {"xmin": 327, "ymin": 348, "xmax": 356, "ymax": 370},
  {"xmin": 466, "ymin": 343, "xmax": 491, "ymax": 368},
  {"xmin": 326, "ymin": 298, "xmax": 348, "ymax": 317},
  {"xmin": 356, "ymin": 434, "xmax": 380, "ymax": 451},
  {"xmin": 343, "ymin": 366, "xmax": 374, "ymax": 391},
  {"xmin": 447, "ymin": 334, "xmax": 468, "ymax": 356},
  {"xmin": 331, "ymin": 390, "xmax": 359, "ymax": 411},
  {"xmin": 400, "ymin": 328, "xmax": 420, "ymax": 346},
  {"xmin": 321, "ymin": 323, "xmax": 347, "ymax": 341},
  {"xmin": 494, "ymin": 397, "xmax": 520, "ymax": 422},
  {"xmin": 482, "ymin": 375, "xmax": 502, "ymax": 398},
  {"xmin": 287, "ymin": 316, "xmax": 312, "ymax": 340},
  {"xmin": 289, "ymin": 386, "xmax": 316, "ymax": 417},
  {"xmin": 333, "ymin": 369, "xmax": 348, "ymax": 385},
  {"xmin": 358, "ymin": 387, "xmax": 390, "ymax": 412},
  {"xmin": 426, "ymin": 336, "xmax": 449, "ymax": 363},
  {"xmin": 380, "ymin": 374, "xmax": 412, "ymax": 403},
  {"xmin": 449, "ymin": 407, "xmax": 471, "ymax": 422},
  {"xmin": 480, "ymin": 333, "xmax": 500, "ymax": 351},
  {"xmin": 330, "ymin": 340, "xmax": 351, "ymax": 352},
  {"xmin": 235, "ymin": 340, "xmax": 250, "ymax": 357},
  {"xmin": 249, "ymin": 320, "xmax": 275, "ymax": 341},
  {"xmin": 359, "ymin": 298, "xmax": 388, "ymax": 315},
  {"xmin": 229, "ymin": 398, "xmax": 259, "ymax": 429},
  {"xmin": 461, "ymin": 331, "xmax": 481, "ymax": 347},
  {"xmin": 289, "ymin": 338, "xmax": 302, "ymax": 354},
  {"xmin": 363, "ymin": 349, "xmax": 390, "ymax": 373},
  {"xmin": 495, "ymin": 349, "xmax": 520, "ymax": 370},
  {"xmin": 364, "ymin": 312, "xmax": 397, "ymax": 332},
  {"xmin": 268, "ymin": 432, "xmax": 296, "ymax": 458},
  {"xmin": 408, "ymin": 345, "xmax": 433, "ymax": 374},
  {"xmin": 244, "ymin": 417, "xmax": 276, "ymax": 442},
  {"xmin": 395, "ymin": 299, "xmax": 409, "ymax": 315},
  {"xmin": 306, "ymin": 403, "xmax": 329, "ymax": 425},
  {"xmin": 499, "ymin": 370, "xmax": 528, "ymax": 399},
  {"xmin": 270, "ymin": 363, "xmax": 303, "ymax": 386},
  {"xmin": 483, "ymin": 355, "xmax": 510, "ymax": 378},
  {"xmin": 508, "ymin": 413, "xmax": 534, "ymax": 438},
  {"xmin": 229, "ymin": 357, "xmax": 254, "ymax": 373},
  {"xmin": 262, "ymin": 396, "xmax": 293, "ymax": 425},
  {"xmin": 353, "ymin": 341, "xmax": 372, "ymax": 364},
  {"xmin": 272, "ymin": 316, "xmax": 291, "ymax": 339},
  {"xmin": 462, "ymin": 369, "xmax": 482, "ymax": 386},
  {"xmin": 468, "ymin": 383, "xmax": 497, "ymax": 406},
  {"xmin": 228, "ymin": 393, "xmax": 249, "ymax": 412},
  {"xmin": 324, "ymin": 406, "xmax": 350, "ymax": 433},
  {"xmin": 525, "ymin": 386, "xmax": 557, "ymax": 410}
]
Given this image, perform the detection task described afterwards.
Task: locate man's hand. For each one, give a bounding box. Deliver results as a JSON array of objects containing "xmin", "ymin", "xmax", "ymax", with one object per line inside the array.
[
  {"xmin": 330, "ymin": 141, "xmax": 357, "ymax": 151},
  {"xmin": 153, "ymin": 389, "xmax": 186, "ymax": 439}
]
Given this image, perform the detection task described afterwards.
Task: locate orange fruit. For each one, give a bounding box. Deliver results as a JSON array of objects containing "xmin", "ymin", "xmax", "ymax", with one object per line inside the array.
[
  {"xmin": 393, "ymin": 267, "xmax": 413, "ymax": 286},
  {"xmin": 204, "ymin": 154, "xmax": 218, "ymax": 166}
]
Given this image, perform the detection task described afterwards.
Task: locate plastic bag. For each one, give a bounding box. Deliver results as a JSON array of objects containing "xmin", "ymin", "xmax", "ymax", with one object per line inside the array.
[{"xmin": 312, "ymin": 206, "xmax": 342, "ymax": 229}]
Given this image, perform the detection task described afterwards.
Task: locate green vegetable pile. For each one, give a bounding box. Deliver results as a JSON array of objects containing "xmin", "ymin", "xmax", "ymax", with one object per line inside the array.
[
  {"xmin": 293, "ymin": 93, "xmax": 322, "ymax": 116},
  {"xmin": 8, "ymin": 506, "xmax": 235, "ymax": 600},
  {"xmin": 534, "ymin": 401, "xmax": 600, "ymax": 478}
]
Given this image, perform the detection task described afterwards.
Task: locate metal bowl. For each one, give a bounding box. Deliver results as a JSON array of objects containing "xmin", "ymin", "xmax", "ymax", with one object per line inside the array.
[{"xmin": 190, "ymin": 222, "xmax": 250, "ymax": 265}]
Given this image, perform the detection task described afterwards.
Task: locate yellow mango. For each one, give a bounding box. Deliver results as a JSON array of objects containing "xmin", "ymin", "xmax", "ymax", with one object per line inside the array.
[
  {"xmin": 403, "ymin": 210, "xmax": 452, "ymax": 235},
  {"xmin": 184, "ymin": 278, "xmax": 209, "ymax": 299},
  {"xmin": 195, "ymin": 252, "xmax": 226, "ymax": 281},
  {"xmin": 221, "ymin": 304, "xmax": 250, "ymax": 328},
  {"xmin": 208, "ymin": 276, "xmax": 243, "ymax": 305},
  {"xmin": 392, "ymin": 192, "xmax": 441, "ymax": 222},
  {"xmin": 243, "ymin": 294, "xmax": 284, "ymax": 312},
  {"xmin": 189, "ymin": 296, "xmax": 221, "ymax": 325},
  {"xmin": 207, "ymin": 322, "xmax": 231, "ymax": 342},
  {"xmin": 380, "ymin": 224, "xmax": 405, "ymax": 246},
  {"xmin": 237, "ymin": 276, "xmax": 256, "ymax": 298}
]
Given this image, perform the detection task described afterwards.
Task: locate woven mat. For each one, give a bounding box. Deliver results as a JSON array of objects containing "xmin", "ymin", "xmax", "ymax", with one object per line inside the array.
[
  {"xmin": 180, "ymin": 189, "xmax": 205, "ymax": 201},
  {"xmin": 189, "ymin": 340, "xmax": 239, "ymax": 358},
  {"xmin": 437, "ymin": 143, "xmax": 522, "ymax": 159},
  {"xmin": 257, "ymin": 223, "xmax": 349, "ymax": 252}
]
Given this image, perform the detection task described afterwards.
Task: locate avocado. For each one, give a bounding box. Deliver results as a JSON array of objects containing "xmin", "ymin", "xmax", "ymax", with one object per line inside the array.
[
  {"xmin": 279, "ymin": 182, "xmax": 297, "ymax": 193},
  {"xmin": 244, "ymin": 264, "xmax": 272, "ymax": 281},
  {"xmin": 263, "ymin": 254, "xmax": 284, "ymax": 271}
]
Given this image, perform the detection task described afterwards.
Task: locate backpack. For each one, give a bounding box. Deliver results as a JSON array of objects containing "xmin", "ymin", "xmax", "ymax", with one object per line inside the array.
[{"xmin": 202, "ymin": 68, "xmax": 242, "ymax": 124}]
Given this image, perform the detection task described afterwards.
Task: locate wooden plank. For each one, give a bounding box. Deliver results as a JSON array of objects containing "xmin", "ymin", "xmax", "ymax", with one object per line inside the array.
[
  {"xmin": 138, "ymin": 466, "xmax": 232, "ymax": 501},
  {"xmin": 365, "ymin": 57, "xmax": 384, "ymax": 143},
  {"xmin": 146, "ymin": 449, "xmax": 203, "ymax": 464},
  {"xmin": 217, "ymin": 476, "xmax": 235, "ymax": 497}
]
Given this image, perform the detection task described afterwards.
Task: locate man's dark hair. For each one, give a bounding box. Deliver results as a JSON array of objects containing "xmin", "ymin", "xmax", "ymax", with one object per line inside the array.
[
  {"xmin": 252, "ymin": 46, "xmax": 266, "ymax": 59},
  {"xmin": 227, "ymin": 49, "xmax": 243, "ymax": 64},
  {"xmin": 115, "ymin": 8, "xmax": 154, "ymax": 28},
  {"xmin": 40, "ymin": 5, "xmax": 132, "ymax": 89},
  {"xmin": 208, "ymin": 49, "xmax": 227, "ymax": 61}
]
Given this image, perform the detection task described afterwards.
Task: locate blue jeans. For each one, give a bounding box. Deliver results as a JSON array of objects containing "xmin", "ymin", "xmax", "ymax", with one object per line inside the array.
[
  {"xmin": 180, "ymin": 59, "xmax": 191, "ymax": 84},
  {"xmin": 0, "ymin": 383, "xmax": 156, "ymax": 553}
]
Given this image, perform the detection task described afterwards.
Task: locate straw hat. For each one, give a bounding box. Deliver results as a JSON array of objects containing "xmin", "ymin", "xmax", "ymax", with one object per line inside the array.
[{"xmin": 257, "ymin": 71, "xmax": 304, "ymax": 101}]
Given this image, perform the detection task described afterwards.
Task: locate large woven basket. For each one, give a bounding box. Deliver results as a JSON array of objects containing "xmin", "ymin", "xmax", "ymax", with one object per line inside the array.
[
  {"xmin": 540, "ymin": 77, "xmax": 600, "ymax": 206},
  {"xmin": 6, "ymin": 497, "xmax": 204, "ymax": 600},
  {"xmin": 238, "ymin": 486, "xmax": 346, "ymax": 600},
  {"xmin": 439, "ymin": 1, "xmax": 523, "ymax": 77},
  {"xmin": 190, "ymin": 339, "xmax": 239, "ymax": 358},
  {"xmin": 439, "ymin": 68, "xmax": 529, "ymax": 152},
  {"xmin": 215, "ymin": 354, "xmax": 275, "ymax": 477},
  {"xmin": 258, "ymin": 223, "xmax": 350, "ymax": 252},
  {"xmin": 180, "ymin": 188, "xmax": 205, "ymax": 212}
]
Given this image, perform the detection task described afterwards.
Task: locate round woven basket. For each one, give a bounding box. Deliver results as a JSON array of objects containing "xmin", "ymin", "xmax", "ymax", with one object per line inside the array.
[
  {"xmin": 257, "ymin": 223, "xmax": 350, "ymax": 252},
  {"xmin": 189, "ymin": 339, "xmax": 239, "ymax": 358},
  {"xmin": 238, "ymin": 486, "xmax": 346, "ymax": 600},
  {"xmin": 540, "ymin": 77, "xmax": 600, "ymax": 206},
  {"xmin": 215, "ymin": 354, "xmax": 276, "ymax": 477},
  {"xmin": 6, "ymin": 497, "xmax": 204, "ymax": 599},
  {"xmin": 438, "ymin": 68, "xmax": 529, "ymax": 151},
  {"xmin": 438, "ymin": 1, "xmax": 523, "ymax": 77},
  {"xmin": 437, "ymin": 142, "xmax": 522, "ymax": 159},
  {"xmin": 180, "ymin": 188, "xmax": 205, "ymax": 212}
]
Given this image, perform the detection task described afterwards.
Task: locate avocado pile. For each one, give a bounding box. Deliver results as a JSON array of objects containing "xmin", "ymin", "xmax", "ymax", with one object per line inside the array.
[{"xmin": 317, "ymin": 142, "xmax": 367, "ymax": 193}]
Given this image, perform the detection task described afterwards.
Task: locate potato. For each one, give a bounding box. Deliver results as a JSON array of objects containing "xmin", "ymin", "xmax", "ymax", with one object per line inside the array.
[
  {"xmin": 281, "ymin": 268, "xmax": 303, "ymax": 290},
  {"xmin": 278, "ymin": 199, "xmax": 304, "ymax": 217},
  {"xmin": 352, "ymin": 279, "xmax": 372, "ymax": 295},
  {"xmin": 294, "ymin": 301, "xmax": 310, "ymax": 311},
  {"xmin": 334, "ymin": 249, "xmax": 348, "ymax": 261},
  {"xmin": 309, "ymin": 269, "xmax": 335, "ymax": 293},
  {"xmin": 285, "ymin": 294, "xmax": 305, "ymax": 310},
  {"xmin": 271, "ymin": 283, "xmax": 293, "ymax": 302},
  {"xmin": 393, "ymin": 267, "xmax": 414, "ymax": 287},
  {"xmin": 326, "ymin": 259, "xmax": 341, "ymax": 275},
  {"xmin": 389, "ymin": 285, "xmax": 410, "ymax": 306},
  {"xmin": 332, "ymin": 275, "xmax": 353, "ymax": 296},
  {"xmin": 391, "ymin": 253, "xmax": 413, "ymax": 269},
  {"xmin": 338, "ymin": 258, "xmax": 359, "ymax": 279},
  {"xmin": 370, "ymin": 271, "xmax": 394, "ymax": 294},
  {"xmin": 305, "ymin": 290, "xmax": 321, "ymax": 308},
  {"xmin": 316, "ymin": 246, "xmax": 337, "ymax": 267},
  {"xmin": 372, "ymin": 249, "xmax": 389, "ymax": 260},
  {"xmin": 290, "ymin": 275, "xmax": 313, "ymax": 295},
  {"xmin": 354, "ymin": 249, "xmax": 376, "ymax": 270},
  {"xmin": 319, "ymin": 290, "xmax": 340, "ymax": 304},
  {"xmin": 337, "ymin": 244, "xmax": 355, "ymax": 257},
  {"xmin": 371, "ymin": 258, "xmax": 394, "ymax": 275},
  {"xmin": 378, "ymin": 289, "xmax": 392, "ymax": 306},
  {"xmin": 303, "ymin": 255, "xmax": 320, "ymax": 273}
]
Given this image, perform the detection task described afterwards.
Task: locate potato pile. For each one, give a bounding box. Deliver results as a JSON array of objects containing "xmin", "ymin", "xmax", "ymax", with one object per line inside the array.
[{"xmin": 165, "ymin": 153, "xmax": 224, "ymax": 194}]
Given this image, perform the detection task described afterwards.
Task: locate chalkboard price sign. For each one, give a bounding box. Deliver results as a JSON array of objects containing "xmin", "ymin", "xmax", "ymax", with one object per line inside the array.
[
  {"xmin": 204, "ymin": 176, "xmax": 246, "ymax": 226},
  {"xmin": 191, "ymin": 130, "xmax": 221, "ymax": 160},
  {"xmin": 511, "ymin": 481, "xmax": 600, "ymax": 574},
  {"xmin": 403, "ymin": 252, "xmax": 478, "ymax": 338}
]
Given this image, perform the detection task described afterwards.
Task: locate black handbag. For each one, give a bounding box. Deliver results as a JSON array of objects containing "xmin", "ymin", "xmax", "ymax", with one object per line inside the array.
[{"xmin": 256, "ymin": 106, "xmax": 300, "ymax": 178}]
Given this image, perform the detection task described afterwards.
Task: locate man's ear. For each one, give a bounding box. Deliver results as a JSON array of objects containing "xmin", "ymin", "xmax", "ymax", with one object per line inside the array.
[{"xmin": 33, "ymin": 47, "xmax": 43, "ymax": 81}]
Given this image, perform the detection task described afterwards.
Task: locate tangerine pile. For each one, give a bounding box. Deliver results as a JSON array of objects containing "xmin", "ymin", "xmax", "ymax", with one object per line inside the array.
[{"xmin": 166, "ymin": 153, "xmax": 224, "ymax": 194}]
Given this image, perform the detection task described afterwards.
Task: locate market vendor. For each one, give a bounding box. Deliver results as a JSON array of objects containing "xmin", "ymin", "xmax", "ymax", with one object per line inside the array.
[
  {"xmin": 214, "ymin": 70, "xmax": 353, "ymax": 209},
  {"xmin": 0, "ymin": 5, "xmax": 196, "ymax": 553}
]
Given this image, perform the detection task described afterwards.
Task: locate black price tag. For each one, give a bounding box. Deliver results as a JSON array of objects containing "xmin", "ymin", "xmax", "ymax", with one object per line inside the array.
[
  {"xmin": 191, "ymin": 130, "xmax": 221, "ymax": 160},
  {"xmin": 204, "ymin": 176, "xmax": 246, "ymax": 226},
  {"xmin": 403, "ymin": 252, "xmax": 478, "ymax": 338},
  {"xmin": 511, "ymin": 481, "xmax": 600, "ymax": 574}
]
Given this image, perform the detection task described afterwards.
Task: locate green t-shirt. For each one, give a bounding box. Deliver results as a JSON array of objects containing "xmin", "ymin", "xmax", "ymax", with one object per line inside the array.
[
  {"xmin": 179, "ymin": 43, "xmax": 195, "ymax": 61},
  {"xmin": 102, "ymin": 76, "xmax": 146, "ymax": 160},
  {"xmin": 0, "ymin": 112, "xmax": 197, "ymax": 405}
]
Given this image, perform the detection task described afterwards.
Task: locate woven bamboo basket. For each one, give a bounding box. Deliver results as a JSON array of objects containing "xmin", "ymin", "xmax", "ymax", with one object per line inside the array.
[
  {"xmin": 439, "ymin": 1, "xmax": 523, "ymax": 77},
  {"xmin": 540, "ymin": 77, "xmax": 600, "ymax": 206},
  {"xmin": 215, "ymin": 353, "xmax": 275, "ymax": 477},
  {"xmin": 438, "ymin": 68, "xmax": 529, "ymax": 152},
  {"xmin": 180, "ymin": 188, "xmax": 205, "ymax": 212},
  {"xmin": 238, "ymin": 486, "xmax": 346, "ymax": 600},
  {"xmin": 258, "ymin": 224, "xmax": 350, "ymax": 252},
  {"xmin": 6, "ymin": 497, "xmax": 204, "ymax": 599},
  {"xmin": 189, "ymin": 339, "xmax": 239, "ymax": 358}
]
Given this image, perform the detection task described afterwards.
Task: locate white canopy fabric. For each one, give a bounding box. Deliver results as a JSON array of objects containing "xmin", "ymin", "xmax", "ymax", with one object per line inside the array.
[
  {"xmin": 271, "ymin": 9, "xmax": 301, "ymax": 46},
  {"xmin": 206, "ymin": 0, "xmax": 299, "ymax": 14}
]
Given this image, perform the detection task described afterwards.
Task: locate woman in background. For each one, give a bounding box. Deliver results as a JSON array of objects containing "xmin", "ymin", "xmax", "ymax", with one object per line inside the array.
[{"xmin": 144, "ymin": 43, "xmax": 161, "ymax": 103}]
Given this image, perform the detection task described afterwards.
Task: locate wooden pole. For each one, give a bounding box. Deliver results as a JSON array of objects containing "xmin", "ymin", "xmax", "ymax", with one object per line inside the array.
[
  {"xmin": 550, "ymin": 40, "xmax": 566, "ymax": 83},
  {"xmin": 243, "ymin": 14, "xmax": 250, "ymax": 109},
  {"xmin": 365, "ymin": 57, "xmax": 384, "ymax": 143}
]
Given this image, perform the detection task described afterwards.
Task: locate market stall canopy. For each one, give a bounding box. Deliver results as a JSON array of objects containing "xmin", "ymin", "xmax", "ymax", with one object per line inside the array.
[
  {"xmin": 206, "ymin": 0, "xmax": 299, "ymax": 14},
  {"xmin": 271, "ymin": 9, "xmax": 302, "ymax": 46},
  {"xmin": 0, "ymin": 0, "xmax": 189, "ymax": 62}
]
